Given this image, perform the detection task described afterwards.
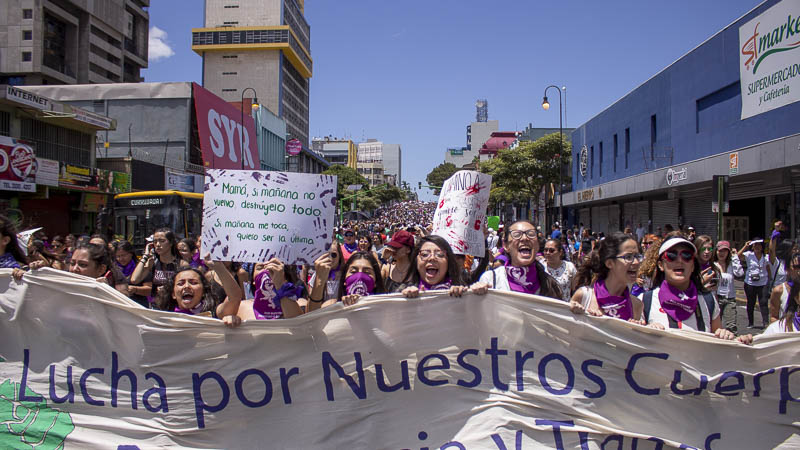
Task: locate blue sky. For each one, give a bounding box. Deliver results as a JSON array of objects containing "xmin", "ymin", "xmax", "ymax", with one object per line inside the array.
[{"xmin": 143, "ymin": 0, "xmax": 761, "ymax": 201}]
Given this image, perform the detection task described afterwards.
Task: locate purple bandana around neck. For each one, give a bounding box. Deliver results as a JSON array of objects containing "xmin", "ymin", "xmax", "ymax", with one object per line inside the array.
[
  {"xmin": 505, "ymin": 264, "xmax": 540, "ymax": 294},
  {"xmin": 0, "ymin": 252, "xmax": 21, "ymax": 269},
  {"xmin": 345, "ymin": 272, "xmax": 375, "ymax": 296},
  {"xmin": 700, "ymin": 262, "xmax": 711, "ymax": 271},
  {"xmin": 420, "ymin": 278, "xmax": 452, "ymax": 291},
  {"xmin": 252, "ymin": 270, "xmax": 282, "ymax": 320},
  {"xmin": 593, "ymin": 279, "xmax": 632, "ymax": 320},
  {"xmin": 791, "ymin": 311, "xmax": 800, "ymax": 332},
  {"xmin": 174, "ymin": 302, "xmax": 204, "ymax": 315},
  {"xmin": 343, "ymin": 241, "xmax": 359, "ymax": 253},
  {"xmin": 117, "ymin": 259, "xmax": 137, "ymax": 278},
  {"xmin": 657, "ymin": 280, "xmax": 698, "ymax": 322}
]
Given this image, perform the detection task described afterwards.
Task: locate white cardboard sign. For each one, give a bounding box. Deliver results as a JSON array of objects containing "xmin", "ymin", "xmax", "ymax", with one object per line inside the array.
[
  {"xmin": 202, "ymin": 169, "xmax": 337, "ymax": 264},
  {"xmin": 431, "ymin": 170, "xmax": 491, "ymax": 256}
]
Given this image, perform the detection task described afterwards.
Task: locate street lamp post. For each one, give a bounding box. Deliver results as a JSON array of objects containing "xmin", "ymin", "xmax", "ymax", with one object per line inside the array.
[
  {"xmin": 240, "ymin": 87, "xmax": 259, "ymax": 170},
  {"xmin": 542, "ymin": 85, "xmax": 564, "ymax": 229}
]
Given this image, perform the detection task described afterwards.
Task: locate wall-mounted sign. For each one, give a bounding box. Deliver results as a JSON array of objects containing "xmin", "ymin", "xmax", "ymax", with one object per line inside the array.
[
  {"xmin": 577, "ymin": 189, "xmax": 594, "ymax": 202},
  {"xmin": 35, "ymin": 158, "xmax": 59, "ymax": 187},
  {"xmin": 286, "ymin": 138, "xmax": 302, "ymax": 156},
  {"xmin": 665, "ymin": 167, "xmax": 688, "ymax": 186},
  {"xmin": 192, "ymin": 83, "xmax": 258, "ymax": 170},
  {"xmin": 3, "ymin": 85, "xmax": 51, "ymax": 111},
  {"xmin": 579, "ymin": 145, "xmax": 588, "ymax": 179},
  {"xmin": 739, "ymin": 0, "xmax": 800, "ymax": 120},
  {"xmin": 729, "ymin": 152, "xmax": 739, "ymax": 175},
  {"xmin": 0, "ymin": 136, "xmax": 37, "ymax": 192}
]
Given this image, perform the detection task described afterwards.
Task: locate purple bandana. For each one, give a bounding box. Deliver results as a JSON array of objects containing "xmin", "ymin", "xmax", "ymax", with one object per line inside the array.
[
  {"xmin": 420, "ymin": 278, "xmax": 452, "ymax": 291},
  {"xmin": 700, "ymin": 262, "xmax": 711, "ymax": 271},
  {"xmin": 505, "ymin": 265, "xmax": 540, "ymax": 294},
  {"xmin": 791, "ymin": 312, "xmax": 800, "ymax": 332},
  {"xmin": 593, "ymin": 279, "xmax": 633, "ymax": 320},
  {"xmin": 345, "ymin": 272, "xmax": 375, "ymax": 296},
  {"xmin": 174, "ymin": 302, "xmax": 204, "ymax": 315},
  {"xmin": 252, "ymin": 270, "xmax": 282, "ymax": 320},
  {"xmin": 117, "ymin": 259, "xmax": 137, "ymax": 278},
  {"xmin": 657, "ymin": 280, "xmax": 698, "ymax": 322},
  {"xmin": 343, "ymin": 241, "xmax": 359, "ymax": 253}
]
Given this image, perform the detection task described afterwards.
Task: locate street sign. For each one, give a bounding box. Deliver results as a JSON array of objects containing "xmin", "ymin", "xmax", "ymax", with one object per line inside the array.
[
  {"xmin": 711, "ymin": 201, "xmax": 730, "ymax": 213},
  {"xmin": 729, "ymin": 152, "xmax": 739, "ymax": 175},
  {"xmin": 286, "ymin": 138, "xmax": 302, "ymax": 156}
]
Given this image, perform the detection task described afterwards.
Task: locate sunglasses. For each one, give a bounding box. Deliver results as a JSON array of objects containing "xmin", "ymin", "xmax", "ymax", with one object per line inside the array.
[
  {"xmin": 643, "ymin": 241, "xmax": 654, "ymax": 247},
  {"xmin": 542, "ymin": 248, "xmax": 558, "ymax": 254},
  {"xmin": 662, "ymin": 249, "xmax": 695, "ymax": 263},
  {"xmin": 344, "ymin": 233, "xmax": 354, "ymax": 237},
  {"xmin": 700, "ymin": 246, "xmax": 713, "ymax": 252}
]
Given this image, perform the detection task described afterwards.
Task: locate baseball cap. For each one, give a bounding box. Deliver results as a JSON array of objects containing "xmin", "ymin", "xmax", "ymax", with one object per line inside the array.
[
  {"xmin": 658, "ymin": 237, "xmax": 697, "ymax": 256},
  {"xmin": 386, "ymin": 230, "xmax": 415, "ymax": 249},
  {"xmin": 716, "ymin": 241, "xmax": 731, "ymax": 250}
]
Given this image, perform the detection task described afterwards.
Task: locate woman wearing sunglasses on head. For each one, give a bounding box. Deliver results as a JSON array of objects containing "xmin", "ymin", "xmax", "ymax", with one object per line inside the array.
[
  {"xmin": 399, "ymin": 236, "xmax": 489, "ymax": 299},
  {"xmin": 542, "ymin": 238, "xmax": 577, "ymax": 302},
  {"xmin": 308, "ymin": 241, "xmax": 344, "ymax": 312},
  {"xmin": 769, "ymin": 252, "xmax": 800, "ymax": 323},
  {"xmin": 762, "ymin": 263, "xmax": 800, "ymax": 336},
  {"xmin": 642, "ymin": 236, "xmax": 751, "ymax": 343},
  {"xmin": 569, "ymin": 232, "xmax": 644, "ymax": 322},
  {"xmin": 712, "ymin": 240, "xmax": 744, "ymax": 333},
  {"xmin": 737, "ymin": 237, "xmax": 769, "ymax": 329},
  {"xmin": 479, "ymin": 220, "xmax": 562, "ymax": 299},
  {"xmin": 631, "ymin": 236, "xmax": 662, "ymax": 297},
  {"xmin": 321, "ymin": 251, "xmax": 386, "ymax": 307}
]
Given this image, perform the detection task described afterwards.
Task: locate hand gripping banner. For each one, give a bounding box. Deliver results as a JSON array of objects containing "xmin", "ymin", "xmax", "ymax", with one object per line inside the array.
[{"xmin": 1, "ymin": 269, "xmax": 799, "ymax": 449}]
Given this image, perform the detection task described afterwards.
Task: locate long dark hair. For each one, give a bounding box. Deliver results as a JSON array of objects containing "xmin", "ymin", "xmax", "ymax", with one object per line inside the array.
[
  {"xmin": 783, "ymin": 255, "xmax": 800, "ymax": 331},
  {"xmin": 0, "ymin": 215, "xmax": 27, "ymax": 265},
  {"xmin": 404, "ymin": 235, "xmax": 465, "ymax": 287},
  {"xmin": 154, "ymin": 227, "xmax": 179, "ymax": 259},
  {"xmin": 652, "ymin": 236, "xmax": 708, "ymax": 294},
  {"xmin": 178, "ymin": 238, "xmax": 197, "ymax": 260},
  {"xmin": 114, "ymin": 240, "xmax": 139, "ymax": 263},
  {"xmin": 156, "ymin": 267, "xmax": 217, "ymax": 314},
  {"xmin": 572, "ymin": 232, "xmax": 635, "ymax": 293},
  {"xmin": 336, "ymin": 251, "xmax": 385, "ymax": 302},
  {"xmin": 544, "ymin": 238, "xmax": 565, "ymax": 261}
]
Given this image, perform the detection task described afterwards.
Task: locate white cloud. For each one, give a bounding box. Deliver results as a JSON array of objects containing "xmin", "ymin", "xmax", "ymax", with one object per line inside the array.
[{"xmin": 148, "ymin": 26, "xmax": 175, "ymax": 62}]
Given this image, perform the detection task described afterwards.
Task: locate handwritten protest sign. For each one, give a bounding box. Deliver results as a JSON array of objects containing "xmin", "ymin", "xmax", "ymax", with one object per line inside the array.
[
  {"xmin": 1, "ymin": 269, "xmax": 799, "ymax": 449},
  {"xmin": 202, "ymin": 169, "xmax": 336, "ymax": 264},
  {"xmin": 431, "ymin": 170, "xmax": 491, "ymax": 256}
]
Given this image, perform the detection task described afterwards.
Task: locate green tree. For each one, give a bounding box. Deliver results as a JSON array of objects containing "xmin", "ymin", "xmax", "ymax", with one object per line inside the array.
[
  {"xmin": 322, "ymin": 165, "xmax": 369, "ymax": 205},
  {"xmin": 480, "ymin": 132, "xmax": 571, "ymax": 211},
  {"xmin": 425, "ymin": 162, "xmax": 458, "ymax": 195}
]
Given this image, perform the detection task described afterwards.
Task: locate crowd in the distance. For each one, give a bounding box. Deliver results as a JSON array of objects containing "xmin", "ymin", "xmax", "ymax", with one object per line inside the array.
[{"xmin": 4, "ymin": 207, "xmax": 798, "ymax": 341}]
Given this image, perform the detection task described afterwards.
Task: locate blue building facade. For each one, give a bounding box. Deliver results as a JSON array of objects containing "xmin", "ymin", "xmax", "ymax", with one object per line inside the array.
[{"xmin": 566, "ymin": 0, "xmax": 800, "ymax": 245}]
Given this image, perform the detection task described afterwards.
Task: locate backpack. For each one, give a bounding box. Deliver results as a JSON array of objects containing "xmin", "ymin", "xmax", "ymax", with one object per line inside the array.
[{"xmin": 642, "ymin": 289, "xmax": 716, "ymax": 332}]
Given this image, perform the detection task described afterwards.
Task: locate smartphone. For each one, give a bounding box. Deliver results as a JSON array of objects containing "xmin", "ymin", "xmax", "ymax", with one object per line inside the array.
[{"xmin": 104, "ymin": 270, "xmax": 114, "ymax": 284}]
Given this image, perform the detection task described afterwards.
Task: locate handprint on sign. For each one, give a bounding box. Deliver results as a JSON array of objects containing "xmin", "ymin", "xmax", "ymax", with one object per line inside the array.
[{"xmin": 0, "ymin": 379, "xmax": 75, "ymax": 449}]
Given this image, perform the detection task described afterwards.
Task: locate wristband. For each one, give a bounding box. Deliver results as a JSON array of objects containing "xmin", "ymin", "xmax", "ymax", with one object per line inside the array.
[{"xmin": 274, "ymin": 282, "xmax": 302, "ymax": 302}]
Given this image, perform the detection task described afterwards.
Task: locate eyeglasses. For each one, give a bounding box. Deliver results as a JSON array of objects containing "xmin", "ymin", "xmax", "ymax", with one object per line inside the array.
[
  {"xmin": 344, "ymin": 233, "xmax": 354, "ymax": 237},
  {"xmin": 543, "ymin": 248, "xmax": 558, "ymax": 254},
  {"xmin": 418, "ymin": 250, "xmax": 446, "ymax": 260},
  {"xmin": 643, "ymin": 241, "xmax": 654, "ymax": 247},
  {"xmin": 662, "ymin": 249, "xmax": 695, "ymax": 263},
  {"xmin": 616, "ymin": 253, "xmax": 644, "ymax": 264},
  {"xmin": 509, "ymin": 230, "xmax": 537, "ymax": 240}
]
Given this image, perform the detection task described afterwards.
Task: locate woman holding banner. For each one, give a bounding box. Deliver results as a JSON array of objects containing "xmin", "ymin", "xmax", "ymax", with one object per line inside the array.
[
  {"xmin": 398, "ymin": 235, "xmax": 489, "ymax": 298},
  {"xmin": 307, "ymin": 241, "xmax": 345, "ymax": 311},
  {"xmin": 479, "ymin": 220, "xmax": 561, "ymax": 299},
  {"xmin": 542, "ymin": 238, "xmax": 577, "ymax": 302},
  {"xmin": 568, "ymin": 232, "xmax": 644, "ymax": 322},
  {"xmin": 0, "ymin": 215, "xmax": 27, "ymax": 269},
  {"xmin": 381, "ymin": 230, "xmax": 415, "ymax": 293},
  {"xmin": 762, "ymin": 266, "xmax": 800, "ymax": 335},
  {"xmin": 321, "ymin": 251, "xmax": 385, "ymax": 307},
  {"xmin": 769, "ymin": 252, "xmax": 800, "ymax": 323},
  {"xmin": 221, "ymin": 258, "xmax": 303, "ymax": 321},
  {"xmin": 641, "ymin": 236, "xmax": 751, "ymax": 343}
]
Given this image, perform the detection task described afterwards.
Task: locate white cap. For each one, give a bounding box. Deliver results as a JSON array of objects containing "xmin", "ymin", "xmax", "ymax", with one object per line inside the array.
[
  {"xmin": 487, "ymin": 227, "xmax": 494, "ymax": 233},
  {"xmin": 658, "ymin": 237, "xmax": 697, "ymax": 256}
]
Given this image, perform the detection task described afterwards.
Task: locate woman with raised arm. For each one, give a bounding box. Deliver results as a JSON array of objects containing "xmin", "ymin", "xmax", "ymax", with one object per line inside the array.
[
  {"xmin": 307, "ymin": 241, "xmax": 344, "ymax": 312},
  {"xmin": 569, "ymin": 232, "xmax": 644, "ymax": 322},
  {"xmin": 478, "ymin": 220, "xmax": 561, "ymax": 299},
  {"xmin": 737, "ymin": 237, "xmax": 769, "ymax": 329},
  {"xmin": 131, "ymin": 228, "xmax": 179, "ymax": 302},
  {"xmin": 218, "ymin": 258, "xmax": 303, "ymax": 321}
]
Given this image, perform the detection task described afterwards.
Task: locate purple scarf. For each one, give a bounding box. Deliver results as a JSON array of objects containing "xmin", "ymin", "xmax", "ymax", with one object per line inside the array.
[
  {"xmin": 344, "ymin": 272, "xmax": 375, "ymax": 296},
  {"xmin": 116, "ymin": 259, "xmax": 137, "ymax": 278},
  {"xmin": 174, "ymin": 303, "xmax": 204, "ymax": 315},
  {"xmin": 700, "ymin": 262, "xmax": 711, "ymax": 271},
  {"xmin": 420, "ymin": 278, "xmax": 452, "ymax": 291},
  {"xmin": 790, "ymin": 312, "xmax": 800, "ymax": 332},
  {"xmin": 0, "ymin": 252, "xmax": 21, "ymax": 269},
  {"xmin": 594, "ymin": 279, "xmax": 633, "ymax": 320},
  {"xmin": 505, "ymin": 265, "xmax": 540, "ymax": 294},
  {"xmin": 657, "ymin": 280, "xmax": 698, "ymax": 322},
  {"xmin": 343, "ymin": 241, "xmax": 359, "ymax": 253}
]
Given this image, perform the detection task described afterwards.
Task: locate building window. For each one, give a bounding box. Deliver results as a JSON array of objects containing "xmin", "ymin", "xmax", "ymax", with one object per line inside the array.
[
  {"xmin": 22, "ymin": 30, "xmax": 32, "ymax": 40},
  {"xmin": 650, "ymin": 115, "xmax": 656, "ymax": 161},
  {"xmin": 22, "ymin": 52, "xmax": 32, "ymax": 62},
  {"xmin": 590, "ymin": 145, "xmax": 594, "ymax": 179},
  {"xmin": 613, "ymin": 134, "xmax": 618, "ymax": 173},
  {"xmin": 222, "ymin": 71, "xmax": 237, "ymax": 75},
  {"xmin": 224, "ymin": 5, "xmax": 239, "ymax": 8},
  {"xmin": 222, "ymin": 88, "xmax": 237, "ymax": 92},
  {"xmin": 222, "ymin": 21, "xmax": 239, "ymax": 25},
  {"xmin": 599, "ymin": 141, "xmax": 603, "ymax": 177},
  {"xmin": 625, "ymin": 128, "xmax": 630, "ymax": 169},
  {"xmin": 23, "ymin": 9, "xmax": 33, "ymax": 19},
  {"xmin": 222, "ymin": 55, "xmax": 238, "ymax": 59}
]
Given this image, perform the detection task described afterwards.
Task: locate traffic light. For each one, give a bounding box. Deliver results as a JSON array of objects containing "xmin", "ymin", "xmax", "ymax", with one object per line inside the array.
[{"xmin": 418, "ymin": 182, "xmax": 422, "ymax": 189}]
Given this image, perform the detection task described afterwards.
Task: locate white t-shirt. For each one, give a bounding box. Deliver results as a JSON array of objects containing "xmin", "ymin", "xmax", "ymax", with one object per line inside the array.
[
  {"xmin": 715, "ymin": 255, "xmax": 743, "ymax": 298},
  {"xmin": 479, "ymin": 266, "xmax": 511, "ymax": 291},
  {"xmin": 308, "ymin": 272, "xmax": 339, "ymax": 301},
  {"xmin": 543, "ymin": 260, "xmax": 577, "ymax": 302},
  {"xmin": 769, "ymin": 259, "xmax": 787, "ymax": 286},
  {"xmin": 761, "ymin": 318, "xmax": 797, "ymax": 336},
  {"xmin": 641, "ymin": 287, "xmax": 720, "ymax": 332},
  {"xmin": 742, "ymin": 251, "xmax": 768, "ymax": 286}
]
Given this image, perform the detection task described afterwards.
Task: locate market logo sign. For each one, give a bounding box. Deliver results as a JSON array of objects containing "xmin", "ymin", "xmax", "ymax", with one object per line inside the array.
[
  {"xmin": 665, "ymin": 167, "xmax": 687, "ymax": 186},
  {"xmin": 579, "ymin": 145, "xmax": 588, "ymax": 179},
  {"xmin": 739, "ymin": 0, "xmax": 800, "ymax": 120}
]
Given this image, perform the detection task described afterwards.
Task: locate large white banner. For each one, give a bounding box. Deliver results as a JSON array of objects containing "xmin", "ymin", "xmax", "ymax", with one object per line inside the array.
[
  {"xmin": 202, "ymin": 169, "xmax": 337, "ymax": 265},
  {"xmin": 1, "ymin": 269, "xmax": 799, "ymax": 449},
  {"xmin": 432, "ymin": 170, "xmax": 492, "ymax": 256},
  {"xmin": 739, "ymin": 0, "xmax": 800, "ymax": 119}
]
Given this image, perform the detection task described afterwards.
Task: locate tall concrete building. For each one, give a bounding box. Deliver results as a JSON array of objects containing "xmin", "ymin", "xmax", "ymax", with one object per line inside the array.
[
  {"xmin": 381, "ymin": 143, "xmax": 401, "ymax": 187},
  {"xmin": 445, "ymin": 120, "xmax": 498, "ymax": 167},
  {"xmin": 0, "ymin": 0, "xmax": 149, "ymax": 86},
  {"xmin": 312, "ymin": 137, "xmax": 357, "ymax": 169},
  {"xmin": 192, "ymin": 0, "xmax": 312, "ymax": 147},
  {"xmin": 357, "ymin": 139, "xmax": 402, "ymax": 187}
]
